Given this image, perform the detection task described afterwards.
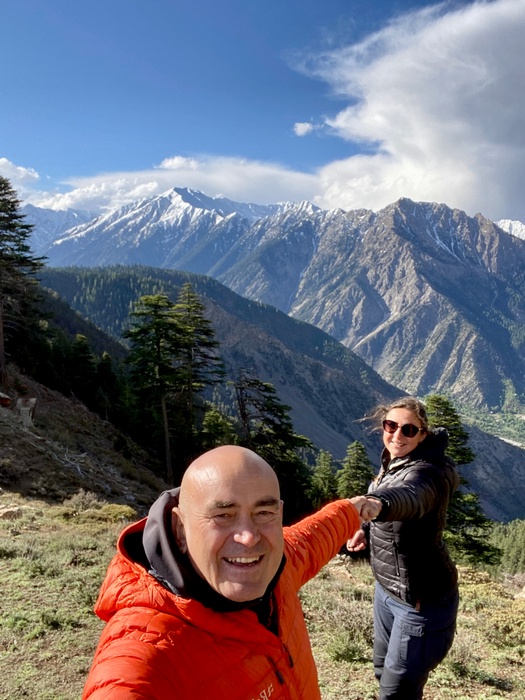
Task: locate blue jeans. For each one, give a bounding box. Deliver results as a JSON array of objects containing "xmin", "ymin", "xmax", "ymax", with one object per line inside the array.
[{"xmin": 373, "ymin": 581, "xmax": 459, "ymax": 700}]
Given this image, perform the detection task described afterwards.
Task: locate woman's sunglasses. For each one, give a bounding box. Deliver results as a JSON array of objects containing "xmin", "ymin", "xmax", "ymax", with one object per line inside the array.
[{"xmin": 382, "ymin": 419, "xmax": 423, "ymax": 438}]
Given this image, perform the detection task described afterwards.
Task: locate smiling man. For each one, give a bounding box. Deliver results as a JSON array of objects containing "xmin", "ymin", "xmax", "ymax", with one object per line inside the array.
[{"xmin": 82, "ymin": 445, "xmax": 366, "ymax": 700}]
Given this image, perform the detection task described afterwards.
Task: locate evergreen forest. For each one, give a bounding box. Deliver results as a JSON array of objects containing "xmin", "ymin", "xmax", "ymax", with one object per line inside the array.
[{"xmin": 1, "ymin": 175, "xmax": 524, "ymax": 572}]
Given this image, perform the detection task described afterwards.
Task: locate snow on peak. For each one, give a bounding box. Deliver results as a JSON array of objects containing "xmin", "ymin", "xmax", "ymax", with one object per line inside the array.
[{"xmin": 497, "ymin": 219, "xmax": 525, "ymax": 241}]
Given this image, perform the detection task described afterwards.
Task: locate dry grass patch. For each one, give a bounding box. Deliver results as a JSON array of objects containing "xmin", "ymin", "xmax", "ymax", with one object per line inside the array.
[
  {"xmin": 1, "ymin": 497, "xmax": 524, "ymax": 700},
  {"xmin": 301, "ymin": 558, "xmax": 525, "ymax": 700}
]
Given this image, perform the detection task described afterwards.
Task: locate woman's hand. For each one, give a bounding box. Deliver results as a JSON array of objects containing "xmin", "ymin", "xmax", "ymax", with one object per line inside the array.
[{"xmin": 346, "ymin": 529, "xmax": 367, "ymax": 552}]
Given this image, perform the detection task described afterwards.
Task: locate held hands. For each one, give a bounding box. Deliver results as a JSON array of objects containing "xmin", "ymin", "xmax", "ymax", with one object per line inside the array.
[
  {"xmin": 349, "ymin": 495, "xmax": 383, "ymax": 522},
  {"xmin": 346, "ymin": 496, "xmax": 383, "ymax": 552}
]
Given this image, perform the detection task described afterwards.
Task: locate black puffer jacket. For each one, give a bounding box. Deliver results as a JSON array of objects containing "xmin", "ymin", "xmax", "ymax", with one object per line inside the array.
[{"xmin": 367, "ymin": 428, "xmax": 459, "ymax": 607}]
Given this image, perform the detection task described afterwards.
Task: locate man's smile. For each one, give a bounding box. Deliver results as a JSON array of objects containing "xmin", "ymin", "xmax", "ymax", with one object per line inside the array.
[{"xmin": 224, "ymin": 555, "xmax": 263, "ymax": 566}]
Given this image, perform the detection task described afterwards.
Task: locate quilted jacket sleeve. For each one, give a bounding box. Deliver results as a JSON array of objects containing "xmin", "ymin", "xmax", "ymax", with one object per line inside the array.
[{"xmin": 371, "ymin": 460, "xmax": 458, "ymax": 522}]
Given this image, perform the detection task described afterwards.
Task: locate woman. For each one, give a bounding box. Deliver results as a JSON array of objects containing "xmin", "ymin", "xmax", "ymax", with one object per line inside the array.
[{"xmin": 347, "ymin": 396, "xmax": 460, "ymax": 700}]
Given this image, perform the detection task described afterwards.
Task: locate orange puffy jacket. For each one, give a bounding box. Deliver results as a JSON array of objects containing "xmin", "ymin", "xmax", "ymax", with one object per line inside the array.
[{"xmin": 82, "ymin": 499, "xmax": 360, "ymax": 700}]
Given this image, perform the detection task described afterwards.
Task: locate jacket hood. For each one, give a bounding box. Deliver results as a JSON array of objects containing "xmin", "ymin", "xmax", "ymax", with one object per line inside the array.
[
  {"xmin": 142, "ymin": 487, "xmax": 187, "ymax": 594},
  {"xmin": 411, "ymin": 427, "xmax": 449, "ymax": 462}
]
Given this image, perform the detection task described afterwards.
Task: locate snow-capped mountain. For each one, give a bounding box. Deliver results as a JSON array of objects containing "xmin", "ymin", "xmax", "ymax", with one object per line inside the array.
[
  {"xmin": 29, "ymin": 187, "xmax": 525, "ymax": 413},
  {"xmin": 34, "ymin": 187, "xmax": 293, "ymax": 270},
  {"xmin": 497, "ymin": 218, "xmax": 525, "ymax": 240},
  {"xmin": 22, "ymin": 203, "xmax": 95, "ymax": 252}
]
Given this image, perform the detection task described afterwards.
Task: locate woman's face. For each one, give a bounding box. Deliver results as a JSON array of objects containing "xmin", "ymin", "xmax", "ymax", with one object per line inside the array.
[{"xmin": 383, "ymin": 407, "xmax": 427, "ymax": 458}]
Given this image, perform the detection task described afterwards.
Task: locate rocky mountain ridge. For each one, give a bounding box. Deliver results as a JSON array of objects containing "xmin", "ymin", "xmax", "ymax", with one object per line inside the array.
[
  {"xmin": 26, "ymin": 189, "xmax": 525, "ymax": 412},
  {"xmin": 39, "ymin": 265, "xmax": 525, "ymax": 523}
]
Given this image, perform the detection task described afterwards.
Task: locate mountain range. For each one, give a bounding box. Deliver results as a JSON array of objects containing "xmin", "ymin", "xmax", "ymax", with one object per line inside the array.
[
  {"xmin": 37, "ymin": 265, "xmax": 525, "ymax": 523},
  {"xmin": 25, "ymin": 188, "xmax": 525, "ymax": 412}
]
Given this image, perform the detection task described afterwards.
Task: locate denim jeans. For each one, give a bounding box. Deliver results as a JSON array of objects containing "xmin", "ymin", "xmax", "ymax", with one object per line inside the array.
[{"xmin": 373, "ymin": 581, "xmax": 459, "ymax": 700}]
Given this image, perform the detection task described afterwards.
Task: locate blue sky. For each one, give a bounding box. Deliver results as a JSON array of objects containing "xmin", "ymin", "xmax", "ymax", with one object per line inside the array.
[{"xmin": 2, "ymin": 0, "xmax": 525, "ymax": 222}]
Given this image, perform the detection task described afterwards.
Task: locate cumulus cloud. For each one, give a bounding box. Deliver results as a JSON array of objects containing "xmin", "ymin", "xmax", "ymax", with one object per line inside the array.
[
  {"xmin": 293, "ymin": 122, "xmax": 315, "ymax": 137},
  {"xmin": 302, "ymin": 0, "xmax": 525, "ymax": 220},
  {"xmin": 3, "ymin": 0, "xmax": 525, "ymax": 222},
  {"xmin": 0, "ymin": 158, "xmax": 40, "ymax": 189},
  {"xmin": 12, "ymin": 156, "xmax": 318, "ymax": 214}
]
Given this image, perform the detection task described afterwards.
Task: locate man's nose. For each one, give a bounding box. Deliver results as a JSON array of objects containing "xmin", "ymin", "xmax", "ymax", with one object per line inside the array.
[{"xmin": 233, "ymin": 518, "xmax": 261, "ymax": 546}]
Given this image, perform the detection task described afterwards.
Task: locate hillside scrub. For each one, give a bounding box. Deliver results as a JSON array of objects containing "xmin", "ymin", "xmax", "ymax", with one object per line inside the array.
[{"xmin": 0, "ymin": 496, "xmax": 524, "ymax": 700}]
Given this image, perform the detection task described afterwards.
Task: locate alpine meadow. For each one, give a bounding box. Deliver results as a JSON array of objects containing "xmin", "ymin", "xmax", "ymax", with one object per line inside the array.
[{"xmin": 0, "ymin": 178, "xmax": 524, "ymax": 699}]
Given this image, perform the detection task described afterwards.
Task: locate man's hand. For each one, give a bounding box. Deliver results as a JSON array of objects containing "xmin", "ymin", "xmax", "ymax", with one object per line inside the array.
[{"xmin": 349, "ymin": 495, "xmax": 383, "ymax": 522}]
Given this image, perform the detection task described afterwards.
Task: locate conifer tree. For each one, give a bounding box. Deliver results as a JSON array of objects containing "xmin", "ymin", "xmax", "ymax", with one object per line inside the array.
[
  {"xmin": 337, "ymin": 441, "xmax": 376, "ymax": 498},
  {"xmin": 69, "ymin": 334, "xmax": 98, "ymax": 405},
  {"xmin": 171, "ymin": 282, "xmax": 225, "ymax": 455},
  {"xmin": 124, "ymin": 294, "xmax": 184, "ymax": 482},
  {"xmin": 0, "ymin": 177, "xmax": 43, "ymax": 388},
  {"xmin": 310, "ymin": 449, "xmax": 338, "ymax": 509},
  {"xmin": 200, "ymin": 405, "xmax": 238, "ymax": 451},
  {"xmin": 124, "ymin": 289, "xmax": 225, "ymax": 482},
  {"xmin": 489, "ymin": 519, "xmax": 525, "ymax": 575},
  {"xmin": 94, "ymin": 351, "xmax": 125, "ymax": 423},
  {"xmin": 231, "ymin": 370, "xmax": 313, "ymax": 522},
  {"xmin": 425, "ymin": 394, "xmax": 500, "ymax": 565}
]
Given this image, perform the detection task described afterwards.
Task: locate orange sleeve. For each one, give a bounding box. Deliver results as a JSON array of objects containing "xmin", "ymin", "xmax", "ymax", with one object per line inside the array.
[{"xmin": 283, "ymin": 499, "xmax": 361, "ymax": 590}]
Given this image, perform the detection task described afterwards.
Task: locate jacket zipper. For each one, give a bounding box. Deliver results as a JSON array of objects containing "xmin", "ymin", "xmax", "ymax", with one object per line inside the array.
[
  {"xmin": 266, "ymin": 643, "xmax": 294, "ymax": 686},
  {"xmin": 266, "ymin": 655, "xmax": 285, "ymax": 685},
  {"xmin": 393, "ymin": 541, "xmax": 401, "ymax": 577}
]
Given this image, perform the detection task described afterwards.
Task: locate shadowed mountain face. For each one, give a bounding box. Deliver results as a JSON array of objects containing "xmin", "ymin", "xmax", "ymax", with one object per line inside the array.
[
  {"xmin": 39, "ymin": 266, "xmax": 525, "ymax": 522},
  {"xmin": 32, "ymin": 191, "xmax": 525, "ymax": 412}
]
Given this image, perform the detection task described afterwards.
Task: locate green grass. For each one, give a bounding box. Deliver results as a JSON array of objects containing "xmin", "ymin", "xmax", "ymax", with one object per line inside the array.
[
  {"xmin": 1, "ymin": 495, "xmax": 524, "ymax": 700},
  {"xmin": 301, "ymin": 560, "xmax": 525, "ymax": 700}
]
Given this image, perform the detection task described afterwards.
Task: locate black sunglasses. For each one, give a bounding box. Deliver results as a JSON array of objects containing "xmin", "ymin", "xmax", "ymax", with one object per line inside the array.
[{"xmin": 382, "ymin": 419, "xmax": 423, "ymax": 438}]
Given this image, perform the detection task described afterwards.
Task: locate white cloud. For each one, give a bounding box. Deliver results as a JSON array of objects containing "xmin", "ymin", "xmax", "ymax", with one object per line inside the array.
[
  {"xmin": 13, "ymin": 156, "xmax": 318, "ymax": 213},
  {"xmin": 0, "ymin": 158, "xmax": 40, "ymax": 188},
  {"xmin": 293, "ymin": 122, "xmax": 315, "ymax": 137},
  {"xmin": 302, "ymin": 0, "xmax": 525, "ymax": 220},
  {"xmin": 3, "ymin": 0, "xmax": 525, "ymax": 222}
]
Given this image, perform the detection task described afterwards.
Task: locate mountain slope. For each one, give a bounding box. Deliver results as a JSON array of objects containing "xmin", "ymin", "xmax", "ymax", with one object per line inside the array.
[
  {"xmin": 217, "ymin": 198, "xmax": 525, "ymax": 411},
  {"xmin": 33, "ymin": 191, "xmax": 525, "ymax": 411},
  {"xmin": 39, "ymin": 265, "xmax": 397, "ymax": 460},
  {"xmin": 39, "ymin": 265, "xmax": 525, "ymax": 522}
]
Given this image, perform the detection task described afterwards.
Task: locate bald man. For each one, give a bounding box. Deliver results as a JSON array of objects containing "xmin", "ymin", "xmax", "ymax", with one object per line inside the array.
[{"xmin": 83, "ymin": 446, "xmax": 366, "ymax": 700}]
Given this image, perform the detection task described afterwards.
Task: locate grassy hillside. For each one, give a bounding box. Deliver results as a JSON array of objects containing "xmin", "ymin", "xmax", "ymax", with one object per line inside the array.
[
  {"xmin": 0, "ymin": 497, "xmax": 524, "ymax": 700},
  {"xmin": 0, "ymin": 370, "xmax": 523, "ymax": 699}
]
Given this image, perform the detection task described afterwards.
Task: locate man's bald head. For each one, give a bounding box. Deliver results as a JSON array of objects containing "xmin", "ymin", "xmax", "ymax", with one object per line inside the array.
[
  {"xmin": 178, "ymin": 445, "xmax": 280, "ymax": 511},
  {"xmin": 173, "ymin": 445, "xmax": 284, "ymax": 602}
]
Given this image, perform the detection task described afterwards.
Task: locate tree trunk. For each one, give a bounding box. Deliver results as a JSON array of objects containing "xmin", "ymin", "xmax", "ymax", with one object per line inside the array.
[
  {"xmin": 160, "ymin": 393, "xmax": 173, "ymax": 483},
  {"xmin": 0, "ymin": 299, "xmax": 7, "ymax": 391}
]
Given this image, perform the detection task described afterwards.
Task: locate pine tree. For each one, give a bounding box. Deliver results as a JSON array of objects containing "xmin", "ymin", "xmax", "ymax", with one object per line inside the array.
[
  {"xmin": 68, "ymin": 334, "xmax": 98, "ymax": 405},
  {"xmin": 124, "ymin": 289, "xmax": 225, "ymax": 482},
  {"xmin": 489, "ymin": 520, "xmax": 525, "ymax": 575},
  {"xmin": 231, "ymin": 370, "xmax": 314, "ymax": 523},
  {"xmin": 171, "ymin": 283, "xmax": 225, "ymax": 458},
  {"xmin": 94, "ymin": 351, "xmax": 125, "ymax": 423},
  {"xmin": 425, "ymin": 394, "xmax": 501, "ymax": 565},
  {"xmin": 200, "ymin": 404, "xmax": 238, "ymax": 451},
  {"xmin": 124, "ymin": 294, "xmax": 184, "ymax": 482},
  {"xmin": 337, "ymin": 441, "xmax": 375, "ymax": 498},
  {"xmin": 0, "ymin": 177, "xmax": 44, "ymax": 388},
  {"xmin": 310, "ymin": 450, "xmax": 338, "ymax": 509}
]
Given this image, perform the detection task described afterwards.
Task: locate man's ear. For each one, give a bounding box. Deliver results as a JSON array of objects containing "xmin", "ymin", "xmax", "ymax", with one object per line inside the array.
[{"xmin": 171, "ymin": 507, "xmax": 187, "ymax": 553}]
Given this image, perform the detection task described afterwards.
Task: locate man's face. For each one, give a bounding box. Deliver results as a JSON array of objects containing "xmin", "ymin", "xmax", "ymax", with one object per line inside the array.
[{"xmin": 174, "ymin": 451, "xmax": 284, "ymax": 602}]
